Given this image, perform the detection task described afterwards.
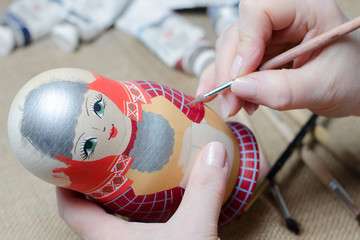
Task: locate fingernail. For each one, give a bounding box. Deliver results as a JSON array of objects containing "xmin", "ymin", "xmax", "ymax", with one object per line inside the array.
[
  {"xmin": 230, "ymin": 55, "xmax": 242, "ymax": 79},
  {"xmin": 203, "ymin": 142, "xmax": 227, "ymax": 168},
  {"xmin": 245, "ymin": 103, "xmax": 258, "ymax": 115},
  {"xmin": 218, "ymin": 94, "xmax": 230, "ymax": 119},
  {"xmin": 231, "ymin": 77, "xmax": 258, "ymax": 99}
]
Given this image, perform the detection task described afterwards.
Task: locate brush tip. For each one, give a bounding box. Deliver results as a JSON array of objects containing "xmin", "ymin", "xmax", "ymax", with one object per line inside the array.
[
  {"xmin": 356, "ymin": 214, "xmax": 360, "ymax": 226},
  {"xmin": 285, "ymin": 218, "xmax": 300, "ymax": 235}
]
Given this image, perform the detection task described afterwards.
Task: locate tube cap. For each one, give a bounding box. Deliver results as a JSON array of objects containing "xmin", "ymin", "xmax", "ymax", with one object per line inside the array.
[
  {"xmin": 0, "ymin": 25, "xmax": 15, "ymax": 56},
  {"xmin": 193, "ymin": 49, "xmax": 216, "ymax": 77},
  {"xmin": 51, "ymin": 22, "xmax": 79, "ymax": 52}
]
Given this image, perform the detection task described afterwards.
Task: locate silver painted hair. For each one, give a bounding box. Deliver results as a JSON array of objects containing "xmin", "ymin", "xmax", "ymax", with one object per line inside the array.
[
  {"xmin": 130, "ymin": 111, "xmax": 175, "ymax": 173},
  {"xmin": 20, "ymin": 81, "xmax": 88, "ymax": 159}
]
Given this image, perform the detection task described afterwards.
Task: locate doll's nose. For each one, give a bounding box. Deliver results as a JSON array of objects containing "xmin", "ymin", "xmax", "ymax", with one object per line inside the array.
[{"xmin": 91, "ymin": 127, "xmax": 106, "ymax": 132}]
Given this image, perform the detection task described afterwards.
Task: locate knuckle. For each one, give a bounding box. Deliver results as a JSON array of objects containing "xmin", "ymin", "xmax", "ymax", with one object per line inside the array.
[
  {"xmin": 266, "ymin": 70, "xmax": 294, "ymax": 110},
  {"xmin": 272, "ymin": 94, "xmax": 293, "ymax": 110},
  {"xmin": 215, "ymin": 35, "xmax": 223, "ymax": 51},
  {"xmin": 216, "ymin": 24, "xmax": 238, "ymax": 48}
]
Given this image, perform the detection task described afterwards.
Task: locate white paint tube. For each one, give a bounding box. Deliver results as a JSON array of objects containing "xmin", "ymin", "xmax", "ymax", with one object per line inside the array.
[
  {"xmin": 51, "ymin": 0, "xmax": 131, "ymax": 52},
  {"xmin": 115, "ymin": 0, "xmax": 215, "ymax": 77},
  {"xmin": 0, "ymin": 0, "xmax": 67, "ymax": 56},
  {"xmin": 149, "ymin": 0, "xmax": 239, "ymax": 10},
  {"xmin": 207, "ymin": 3, "xmax": 239, "ymax": 37}
]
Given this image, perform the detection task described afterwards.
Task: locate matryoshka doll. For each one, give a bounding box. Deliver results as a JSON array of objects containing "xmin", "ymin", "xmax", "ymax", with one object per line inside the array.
[{"xmin": 8, "ymin": 68, "xmax": 259, "ymax": 226}]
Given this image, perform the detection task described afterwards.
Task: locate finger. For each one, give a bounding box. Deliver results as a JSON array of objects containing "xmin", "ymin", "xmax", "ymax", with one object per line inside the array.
[
  {"xmin": 230, "ymin": 68, "xmax": 314, "ymax": 111},
  {"xmin": 215, "ymin": 24, "xmax": 239, "ymax": 83},
  {"xmin": 196, "ymin": 62, "xmax": 217, "ymax": 102},
  {"xmin": 232, "ymin": 0, "xmax": 299, "ymax": 77},
  {"xmin": 170, "ymin": 142, "xmax": 229, "ymax": 230},
  {"xmin": 215, "ymin": 0, "xmax": 300, "ymax": 116},
  {"xmin": 197, "ymin": 51, "xmax": 244, "ymax": 117},
  {"xmin": 243, "ymin": 101, "xmax": 259, "ymax": 116},
  {"xmin": 234, "ymin": 0, "xmax": 346, "ymax": 76},
  {"xmin": 213, "ymin": 25, "xmax": 245, "ymax": 117},
  {"xmin": 56, "ymin": 187, "xmax": 129, "ymax": 239},
  {"xmin": 218, "ymin": 92, "xmax": 245, "ymax": 119}
]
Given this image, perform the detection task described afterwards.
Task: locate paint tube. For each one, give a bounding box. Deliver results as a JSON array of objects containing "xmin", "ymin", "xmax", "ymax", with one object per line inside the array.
[
  {"xmin": 149, "ymin": 0, "xmax": 239, "ymax": 10},
  {"xmin": 0, "ymin": 0, "xmax": 67, "ymax": 56},
  {"xmin": 51, "ymin": 0, "xmax": 131, "ymax": 52},
  {"xmin": 207, "ymin": 3, "xmax": 239, "ymax": 37},
  {"xmin": 115, "ymin": 0, "xmax": 215, "ymax": 77}
]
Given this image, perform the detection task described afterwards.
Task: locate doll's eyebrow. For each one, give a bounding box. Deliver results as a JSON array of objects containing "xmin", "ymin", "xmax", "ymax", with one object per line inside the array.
[
  {"xmin": 74, "ymin": 132, "xmax": 85, "ymax": 154},
  {"xmin": 85, "ymin": 96, "xmax": 89, "ymax": 116}
]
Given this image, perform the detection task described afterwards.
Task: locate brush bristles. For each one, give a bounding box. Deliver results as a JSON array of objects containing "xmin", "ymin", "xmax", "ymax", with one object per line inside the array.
[{"xmin": 285, "ymin": 218, "xmax": 300, "ymax": 235}]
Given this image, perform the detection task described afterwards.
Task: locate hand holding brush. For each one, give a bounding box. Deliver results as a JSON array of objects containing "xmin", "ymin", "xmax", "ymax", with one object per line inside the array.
[{"xmin": 195, "ymin": 0, "xmax": 360, "ymax": 118}]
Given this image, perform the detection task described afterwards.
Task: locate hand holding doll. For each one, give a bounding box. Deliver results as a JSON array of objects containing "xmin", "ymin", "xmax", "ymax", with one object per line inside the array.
[
  {"xmin": 8, "ymin": 68, "xmax": 259, "ymax": 238},
  {"xmin": 57, "ymin": 141, "xmax": 228, "ymax": 240}
]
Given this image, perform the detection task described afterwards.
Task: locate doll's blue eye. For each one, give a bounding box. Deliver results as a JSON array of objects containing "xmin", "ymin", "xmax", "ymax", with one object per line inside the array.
[
  {"xmin": 81, "ymin": 137, "xmax": 97, "ymax": 160},
  {"xmin": 92, "ymin": 94, "xmax": 106, "ymax": 118}
]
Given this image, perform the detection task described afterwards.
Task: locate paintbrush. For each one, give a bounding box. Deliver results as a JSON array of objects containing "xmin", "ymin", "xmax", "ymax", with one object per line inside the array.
[
  {"xmin": 236, "ymin": 112, "xmax": 300, "ymax": 234},
  {"xmin": 286, "ymin": 110, "xmax": 360, "ymax": 168},
  {"xmin": 262, "ymin": 108, "xmax": 360, "ymax": 223},
  {"xmin": 187, "ymin": 16, "xmax": 360, "ymax": 106},
  {"xmin": 301, "ymin": 145, "xmax": 360, "ymax": 223},
  {"xmin": 270, "ymin": 180, "xmax": 300, "ymax": 234},
  {"xmin": 244, "ymin": 113, "xmax": 318, "ymax": 211}
]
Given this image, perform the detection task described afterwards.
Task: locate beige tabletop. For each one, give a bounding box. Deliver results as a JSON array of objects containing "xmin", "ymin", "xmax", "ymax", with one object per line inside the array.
[{"xmin": 1, "ymin": 0, "xmax": 360, "ymax": 239}]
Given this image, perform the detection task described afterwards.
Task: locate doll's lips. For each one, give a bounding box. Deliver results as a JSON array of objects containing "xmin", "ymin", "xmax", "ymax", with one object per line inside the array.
[{"xmin": 109, "ymin": 124, "xmax": 118, "ymax": 140}]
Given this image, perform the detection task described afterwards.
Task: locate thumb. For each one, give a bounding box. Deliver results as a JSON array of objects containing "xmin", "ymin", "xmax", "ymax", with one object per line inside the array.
[
  {"xmin": 230, "ymin": 68, "xmax": 314, "ymax": 111},
  {"xmin": 169, "ymin": 142, "xmax": 229, "ymax": 234}
]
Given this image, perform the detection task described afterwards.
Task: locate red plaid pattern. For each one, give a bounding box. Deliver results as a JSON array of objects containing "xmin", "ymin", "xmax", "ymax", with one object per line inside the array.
[
  {"xmin": 97, "ymin": 122, "xmax": 259, "ymax": 225},
  {"xmin": 135, "ymin": 80, "xmax": 205, "ymax": 123},
  {"xmin": 93, "ymin": 81, "xmax": 259, "ymax": 225},
  {"xmin": 101, "ymin": 186, "xmax": 184, "ymax": 222},
  {"xmin": 219, "ymin": 122, "xmax": 260, "ymax": 226}
]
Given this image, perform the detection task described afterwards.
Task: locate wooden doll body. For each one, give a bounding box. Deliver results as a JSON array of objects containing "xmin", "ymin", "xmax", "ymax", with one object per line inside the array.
[{"xmin": 8, "ymin": 68, "xmax": 259, "ymax": 226}]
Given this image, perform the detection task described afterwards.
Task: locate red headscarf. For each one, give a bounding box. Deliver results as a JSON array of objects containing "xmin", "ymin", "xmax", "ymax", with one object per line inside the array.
[
  {"xmin": 88, "ymin": 73, "xmax": 151, "ymax": 121},
  {"xmin": 52, "ymin": 73, "xmax": 151, "ymax": 201}
]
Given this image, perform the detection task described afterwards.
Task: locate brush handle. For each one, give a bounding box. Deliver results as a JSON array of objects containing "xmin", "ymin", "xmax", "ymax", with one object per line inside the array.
[
  {"xmin": 265, "ymin": 114, "xmax": 318, "ymax": 180},
  {"xmin": 264, "ymin": 109, "xmax": 360, "ymax": 218},
  {"xmin": 262, "ymin": 108, "xmax": 333, "ymax": 184},
  {"xmin": 328, "ymin": 179, "xmax": 360, "ymax": 217},
  {"xmin": 259, "ymin": 16, "xmax": 360, "ymax": 70},
  {"xmin": 301, "ymin": 145, "xmax": 334, "ymax": 186},
  {"xmin": 286, "ymin": 110, "xmax": 359, "ymax": 167},
  {"xmin": 302, "ymin": 147, "xmax": 360, "ymax": 217},
  {"xmin": 237, "ymin": 112, "xmax": 290, "ymax": 216},
  {"xmin": 271, "ymin": 182, "xmax": 291, "ymax": 218}
]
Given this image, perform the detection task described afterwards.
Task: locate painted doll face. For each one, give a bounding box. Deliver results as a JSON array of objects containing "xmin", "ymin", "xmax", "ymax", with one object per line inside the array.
[{"xmin": 71, "ymin": 89, "xmax": 132, "ymax": 161}]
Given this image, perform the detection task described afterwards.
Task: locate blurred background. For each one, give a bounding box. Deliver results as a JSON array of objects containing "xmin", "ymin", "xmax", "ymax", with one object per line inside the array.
[{"xmin": 1, "ymin": 0, "xmax": 360, "ymax": 239}]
